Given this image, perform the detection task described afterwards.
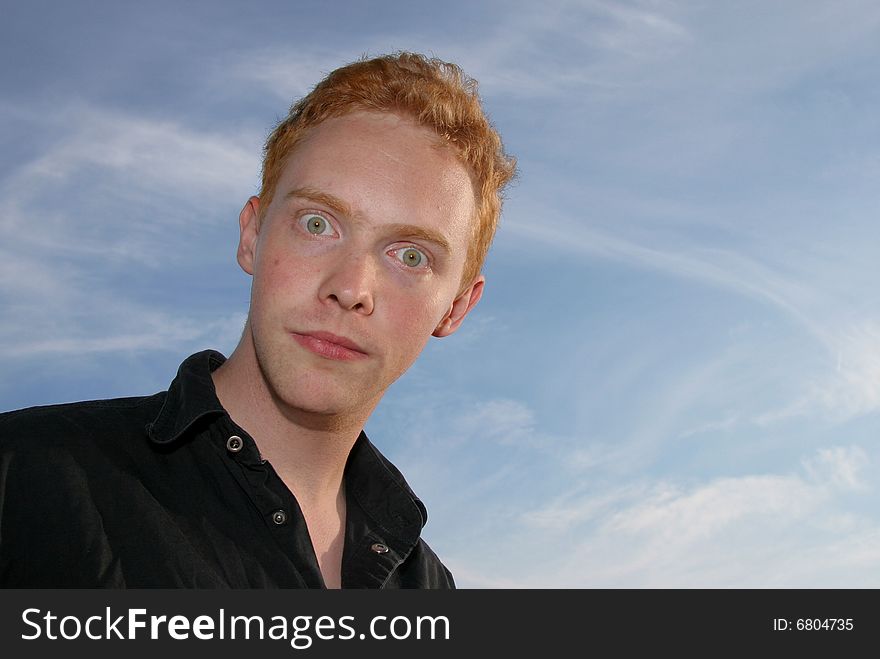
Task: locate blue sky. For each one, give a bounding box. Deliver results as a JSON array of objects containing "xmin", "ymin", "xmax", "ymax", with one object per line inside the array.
[{"xmin": 2, "ymin": 0, "xmax": 879, "ymax": 587}]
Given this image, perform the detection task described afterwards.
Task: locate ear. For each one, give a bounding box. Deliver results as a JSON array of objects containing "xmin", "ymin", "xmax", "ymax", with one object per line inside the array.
[
  {"xmin": 433, "ymin": 275, "xmax": 485, "ymax": 338},
  {"xmin": 236, "ymin": 196, "xmax": 261, "ymax": 276}
]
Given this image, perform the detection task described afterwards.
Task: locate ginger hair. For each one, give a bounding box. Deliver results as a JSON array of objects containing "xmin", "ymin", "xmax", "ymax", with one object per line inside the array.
[{"xmin": 259, "ymin": 52, "xmax": 516, "ymax": 291}]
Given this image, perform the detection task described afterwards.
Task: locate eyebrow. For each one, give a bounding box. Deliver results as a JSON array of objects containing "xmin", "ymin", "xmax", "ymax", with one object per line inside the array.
[
  {"xmin": 284, "ymin": 186, "xmax": 453, "ymax": 256},
  {"xmin": 285, "ymin": 186, "xmax": 353, "ymax": 219}
]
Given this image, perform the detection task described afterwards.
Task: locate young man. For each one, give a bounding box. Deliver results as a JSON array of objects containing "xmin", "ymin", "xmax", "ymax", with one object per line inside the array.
[{"xmin": 0, "ymin": 53, "xmax": 515, "ymax": 588}]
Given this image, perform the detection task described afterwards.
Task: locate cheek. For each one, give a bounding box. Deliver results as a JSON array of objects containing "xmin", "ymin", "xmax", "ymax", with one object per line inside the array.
[
  {"xmin": 258, "ymin": 243, "xmax": 310, "ymax": 289},
  {"xmin": 251, "ymin": 249, "xmax": 310, "ymax": 316},
  {"xmin": 383, "ymin": 291, "xmax": 447, "ymax": 348}
]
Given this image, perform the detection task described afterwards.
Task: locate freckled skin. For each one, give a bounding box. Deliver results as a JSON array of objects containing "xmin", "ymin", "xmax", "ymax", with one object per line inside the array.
[{"xmin": 236, "ymin": 111, "xmax": 484, "ymax": 422}]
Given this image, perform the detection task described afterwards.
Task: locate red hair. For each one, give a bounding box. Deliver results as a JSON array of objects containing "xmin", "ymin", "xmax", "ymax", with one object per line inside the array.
[{"xmin": 260, "ymin": 52, "xmax": 516, "ymax": 290}]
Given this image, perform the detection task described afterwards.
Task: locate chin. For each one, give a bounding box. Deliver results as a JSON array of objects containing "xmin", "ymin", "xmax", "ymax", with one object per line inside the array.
[
  {"xmin": 278, "ymin": 396, "xmax": 370, "ymax": 432},
  {"xmin": 273, "ymin": 375, "xmax": 377, "ymax": 419}
]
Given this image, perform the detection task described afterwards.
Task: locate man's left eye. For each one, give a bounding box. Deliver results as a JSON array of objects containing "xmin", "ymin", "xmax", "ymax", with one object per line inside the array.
[
  {"xmin": 395, "ymin": 247, "xmax": 428, "ymax": 268},
  {"xmin": 301, "ymin": 213, "xmax": 335, "ymax": 236}
]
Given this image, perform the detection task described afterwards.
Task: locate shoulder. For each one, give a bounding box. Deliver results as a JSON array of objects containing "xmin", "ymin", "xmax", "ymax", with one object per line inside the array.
[
  {"xmin": 393, "ymin": 538, "xmax": 456, "ymax": 589},
  {"xmin": 1, "ymin": 393, "xmax": 164, "ymax": 433},
  {"xmin": 0, "ymin": 394, "xmax": 167, "ymax": 587},
  {"xmin": 0, "ymin": 393, "xmax": 165, "ymax": 463}
]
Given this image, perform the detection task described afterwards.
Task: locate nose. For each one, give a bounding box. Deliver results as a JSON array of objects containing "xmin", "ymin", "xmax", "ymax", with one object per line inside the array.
[{"xmin": 318, "ymin": 250, "xmax": 375, "ymax": 315}]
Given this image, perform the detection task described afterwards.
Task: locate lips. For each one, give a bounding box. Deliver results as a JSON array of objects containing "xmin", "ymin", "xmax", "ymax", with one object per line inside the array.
[{"xmin": 290, "ymin": 331, "xmax": 368, "ymax": 361}]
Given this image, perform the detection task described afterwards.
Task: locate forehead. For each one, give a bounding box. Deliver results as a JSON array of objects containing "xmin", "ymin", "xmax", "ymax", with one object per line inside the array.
[{"xmin": 273, "ymin": 112, "xmax": 476, "ymax": 250}]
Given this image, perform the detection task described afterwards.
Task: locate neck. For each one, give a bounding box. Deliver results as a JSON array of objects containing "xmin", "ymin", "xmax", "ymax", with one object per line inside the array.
[{"xmin": 211, "ymin": 333, "xmax": 371, "ymax": 505}]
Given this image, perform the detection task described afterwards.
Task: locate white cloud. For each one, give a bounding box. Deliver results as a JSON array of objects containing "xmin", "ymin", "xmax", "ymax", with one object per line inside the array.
[
  {"xmin": 607, "ymin": 474, "xmax": 821, "ymax": 542},
  {"xmin": 226, "ymin": 48, "xmax": 365, "ymax": 103},
  {"xmin": 814, "ymin": 323, "xmax": 880, "ymax": 420},
  {"xmin": 802, "ymin": 445, "xmax": 869, "ymax": 492},
  {"xmin": 520, "ymin": 485, "xmax": 637, "ymax": 532},
  {"xmin": 3, "ymin": 104, "xmax": 260, "ymax": 229},
  {"xmin": 218, "ymin": 1, "xmax": 692, "ymax": 104},
  {"xmin": 452, "ymin": 398, "xmax": 538, "ymax": 447},
  {"xmin": 504, "ymin": 213, "xmax": 811, "ymax": 322},
  {"xmin": 452, "ymin": 0, "xmax": 692, "ymax": 98},
  {"xmin": 756, "ymin": 322, "xmax": 880, "ymax": 424},
  {"xmin": 677, "ymin": 414, "xmax": 741, "ymax": 440},
  {"xmin": 0, "ymin": 101, "xmax": 256, "ymax": 366},
  {"xmin": 0, "ymin": 311, "xmax": 246, "ymax": 360},
  {"xmin": 449, "ymin": 444, "xmax": 879, "ymax": 587}
]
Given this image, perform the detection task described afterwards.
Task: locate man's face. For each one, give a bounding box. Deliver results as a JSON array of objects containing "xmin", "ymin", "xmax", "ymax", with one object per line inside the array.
[{"xmin": 237, "ymin": 111, "xmax": 482, "ymax": 419}]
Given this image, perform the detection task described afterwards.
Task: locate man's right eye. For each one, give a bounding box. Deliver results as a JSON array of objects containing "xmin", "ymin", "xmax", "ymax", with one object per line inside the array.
[{"xmin": 301, "ymin": 213, "xmax": 335, "ymax": 236}]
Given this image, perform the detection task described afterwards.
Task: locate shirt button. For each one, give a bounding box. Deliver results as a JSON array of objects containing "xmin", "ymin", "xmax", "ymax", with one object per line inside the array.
[
  {"xmin": 371, "ymin": 543, "xmax": 390, "ymax": 554},
  {"xmin": 226, "ymin": 435, "xmax": 243, "ymax": 453},
  {"xmin": 272, "ymin": 510, "xmax": 287, "ymax": 525}
]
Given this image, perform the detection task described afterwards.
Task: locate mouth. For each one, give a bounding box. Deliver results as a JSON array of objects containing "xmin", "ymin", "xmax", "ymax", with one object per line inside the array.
[{"xmin": 290, "ymin": 331, "xmax": 369, "ymax": 361}]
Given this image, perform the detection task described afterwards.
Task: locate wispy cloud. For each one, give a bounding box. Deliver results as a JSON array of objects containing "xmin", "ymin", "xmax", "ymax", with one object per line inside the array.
[
  {"xmin": 505, "ymin": 212, "xmax": 811, "ymax": 322},
  {"xmin": 221, "ymin": 1, "xmax": 693, "ymax": 103},
  {"xmin": 752, "ymin": 322, "xmax": 880, "ymax": 426},
  {"xmin": 447, "ymin": 444, "xmax": 878, "ymax": 587},
  {"xmin": 504, "ymin": 196, "xmax": 880, "ymax": 425},
  {"xmin": 2, "ymin": 103, "xmax": 259, "ymax": 234},
  {"xmin": 0, "ymin": 101, "xmax": 256, "ymax": 368},
  {"xmin": 225, "ymin": 48, "xmax": 368, "ymax": 103},
  {"xmin": 802, "ymin": 445, "xmax": 869, "ymax": 491},
  {"xmin": 0, "ymin": 311, "xmax": 246, "ymax": 360},
  {"xmin": 453, "ymin": 0, "xmax": 692, "ymax": 98}
]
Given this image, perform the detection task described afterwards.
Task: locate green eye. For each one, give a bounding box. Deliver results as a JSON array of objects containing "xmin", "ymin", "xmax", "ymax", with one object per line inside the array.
[
  {"xmin": 399, "ymin": 247, "xmax": 424, "ymax": 267},
  {"xmin": 304, "ymin": 214, "xmax": 328, "ymax": 235}
]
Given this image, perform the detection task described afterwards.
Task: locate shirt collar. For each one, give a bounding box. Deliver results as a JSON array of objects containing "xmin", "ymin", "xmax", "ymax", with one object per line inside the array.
[
  {"xmin": 146, "ymin": 349, "xmax": 227, "ymax": 445},
  {"xmin": 346, "ymin": 431, "xmax": 428, "ymax": 537}
]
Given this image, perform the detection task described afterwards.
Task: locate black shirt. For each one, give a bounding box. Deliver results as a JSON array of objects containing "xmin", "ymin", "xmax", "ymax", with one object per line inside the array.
[{"xmin": 0, "ymin": 350, "xmax": 454, "ymax": 588}]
